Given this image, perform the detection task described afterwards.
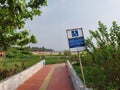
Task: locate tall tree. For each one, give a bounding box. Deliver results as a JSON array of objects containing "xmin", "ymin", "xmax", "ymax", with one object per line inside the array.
[{"xmin": 0, "ymin": 0, "xmax": 47, "ymax": 50}]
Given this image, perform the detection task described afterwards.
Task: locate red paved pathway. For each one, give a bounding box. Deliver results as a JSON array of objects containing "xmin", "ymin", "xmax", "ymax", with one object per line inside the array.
[{"xmin": 17, "ymin": 63, "xmax": 73, "ymax": 90}]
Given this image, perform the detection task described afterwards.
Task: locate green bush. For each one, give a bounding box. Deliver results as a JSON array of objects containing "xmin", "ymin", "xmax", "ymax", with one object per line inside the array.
[{"xmin": 73, "ymin": 21, "xmax": 120, "ymax": 90}]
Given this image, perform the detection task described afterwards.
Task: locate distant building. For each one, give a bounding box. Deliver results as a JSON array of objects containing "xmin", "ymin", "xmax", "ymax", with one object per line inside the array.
[{"xmin": 32, "ymin": 51, "xmax": 59, "ymax": 55}]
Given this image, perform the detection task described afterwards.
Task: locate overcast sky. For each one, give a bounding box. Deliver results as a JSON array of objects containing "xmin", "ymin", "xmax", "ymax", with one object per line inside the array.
[{"xmin": 24, "ymin": 0, "xmax": 120, "ymax": 51}]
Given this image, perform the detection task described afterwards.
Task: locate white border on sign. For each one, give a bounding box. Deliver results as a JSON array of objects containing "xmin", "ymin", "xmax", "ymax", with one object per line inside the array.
[{"xmin": 69, "ymin": 46, "xmax": 86, "ymax": 52}]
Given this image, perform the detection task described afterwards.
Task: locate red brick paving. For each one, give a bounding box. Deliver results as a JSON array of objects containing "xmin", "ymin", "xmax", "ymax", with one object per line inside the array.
[
  {"xmin": 17, "ymin": 63, "xmax": 73, "ymax": 90},
  {"xmin": 46, "ymin": 63, "xmax": 73, "ymax": 90},
  {"xmin": 17, "ymin": 65, "xmax": 53, "ymax": 90}
]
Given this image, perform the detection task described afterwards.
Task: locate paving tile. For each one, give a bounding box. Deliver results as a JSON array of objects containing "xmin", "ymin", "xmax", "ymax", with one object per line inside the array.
[
  {"xmin": 46, "ymin": 64, "xmax": 73, "ymax": 90},
  {"xmin": 17, "ymin": 65, "xmax": 52, "ymax": 90},
  {"xmin": 16, "ymin": 64, "xmax": 73, "ymax": 90}
]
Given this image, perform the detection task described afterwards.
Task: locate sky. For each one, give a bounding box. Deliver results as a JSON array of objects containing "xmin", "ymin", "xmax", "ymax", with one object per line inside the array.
[{"xmin": 24, "ymin": 0, "xmax": 120, "ymax": 51}]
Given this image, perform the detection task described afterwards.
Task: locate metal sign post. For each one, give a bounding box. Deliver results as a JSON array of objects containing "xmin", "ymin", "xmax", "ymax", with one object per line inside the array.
[
  {"xmin": 66, "ymin": 28, "xmax": 86, "ymax": 87},
  {"xmin": 78, "ymin": 51, "xmax": 86, "ymax": 86}
]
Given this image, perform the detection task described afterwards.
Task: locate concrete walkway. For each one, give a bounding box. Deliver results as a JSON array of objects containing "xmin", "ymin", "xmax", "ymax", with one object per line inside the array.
[{"xmin": 17, "ymin": 63, "xmax": 73, "ymax": 90}]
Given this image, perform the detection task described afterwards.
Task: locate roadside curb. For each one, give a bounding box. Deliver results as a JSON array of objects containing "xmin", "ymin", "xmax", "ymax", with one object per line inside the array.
[{"xmin": 66, "ymin": 60, "xmax": 93, "ymax": 90}]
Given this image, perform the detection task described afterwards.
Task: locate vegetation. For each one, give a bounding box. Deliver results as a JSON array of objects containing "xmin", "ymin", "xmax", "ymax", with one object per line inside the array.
[
  {"xmin": 28, "ymin": 46, "xmax": 54, "ymax": 52},
  {"xmin": 0, "ymin": 47, "xmax": 68, "ymax": 81},
  {"xmin": 0, "ymin": 0, "xmax": 47, "ymax": 50},
  {"xmin": 63, "ymin": 50, "xmax": 71, "ymax": 56},
  {"xmin": 0, "ymin": 0, "xmax": 67, "ymax": 83},
  {"xmin": 44, "ymin": 55, "xmax": 67, "ymax": 64},
  {"xmin": 0, "ymin": 0, "xmax": 47, "ymax": 80},
  {"xmin": 0, "ymin": 48, "xmax": 41, "ymax": 80},
  {"xmin": 72, "ymin": 21, "xmax": 120, "ymax": 90}
]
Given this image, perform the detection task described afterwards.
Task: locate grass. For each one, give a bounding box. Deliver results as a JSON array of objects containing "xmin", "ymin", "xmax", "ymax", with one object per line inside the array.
[
  {"xmin": 0, "ymin": 55, "xmax": 67, "ymax": 71},
  {"xmin": 72, "ymin": 62, "xmax": 120, "ymax": 90},
  {"xmin": 41, "ymin": 55, "xmax": 68, "ymax": 64},
  {"xmin": 0, "ymin": 53, "xmax": 68, "ymax": 81},
  {"xmin": 0, "ymin": 47, "xmax": 68, "ymax": 81},
  {"xmin": 0, "ymin": 55, "xmax": 41, "ymax": 70},
  {"xmin": 0, "ymin": 53, "xmax": 42, "ymax": 80}
]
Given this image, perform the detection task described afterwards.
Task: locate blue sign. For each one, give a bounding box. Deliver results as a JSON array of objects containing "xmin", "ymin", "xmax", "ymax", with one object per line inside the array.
[
  {"xmin": 71, "ymin": 30, "xmax": 79, "ymax": 37},
  {"xmin": 68, "ymin": 37, "xmax": 85, "ymax": 48},
  {"xmin": 66, "ymin": 28, "xmax": 85, "ymax": 51}
]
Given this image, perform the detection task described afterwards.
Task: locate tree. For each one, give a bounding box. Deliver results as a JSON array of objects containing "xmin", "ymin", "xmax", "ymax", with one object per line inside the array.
[
  {"xmin": 17, "ymin": 31, "xmax": 37, "ymax": 48},
  {"xmin": 85, "ymin": 21, "xmax": 120, "ymax": 89},
  {"xmin": 30, "ymin": 35, "xmax": 37, "ymax": 43},
  {"xmin": 0, "ymin": 0, "xmax": 47, "ymax": 50}
]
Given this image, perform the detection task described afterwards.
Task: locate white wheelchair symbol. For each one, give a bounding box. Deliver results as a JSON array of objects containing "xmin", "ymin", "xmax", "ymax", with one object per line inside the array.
[{"xmin": 72, "ymin": 30, "xmax": 79, "ymax": 37}]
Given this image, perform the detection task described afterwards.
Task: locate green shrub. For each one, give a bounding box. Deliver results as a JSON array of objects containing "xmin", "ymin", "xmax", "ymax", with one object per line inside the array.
[{"xmin": 73, "ymin": 21, "xmax": 120, "ymax": 90}]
